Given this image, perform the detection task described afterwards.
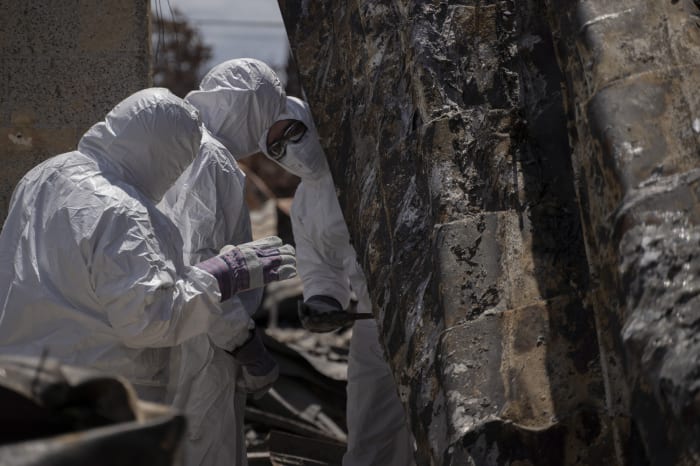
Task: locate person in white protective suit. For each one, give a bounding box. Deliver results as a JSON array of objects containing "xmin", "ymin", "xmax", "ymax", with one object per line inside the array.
[
  {"xmin": 258, "ymin": 96, "xmax": 417, "ymax": 466},
  {"xmin": 156, "ymin": 58, "xmax": 289, "ymax": 465},
  {"xmin": 158, "ymin": 131, "xmax": 263, "ymax": 466},
  {"xmin": 0, "ymin": 89, "xmax": 295, "ymax": 415},
  {"xmin": 182, "ymin": 58, "xmax": 414, "ymax": 464}
]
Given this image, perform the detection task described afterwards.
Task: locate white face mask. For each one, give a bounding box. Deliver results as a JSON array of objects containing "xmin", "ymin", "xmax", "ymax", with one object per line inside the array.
[{"xmin": 275, "ymin": 131, "xmax": 328, "ymax": 180}]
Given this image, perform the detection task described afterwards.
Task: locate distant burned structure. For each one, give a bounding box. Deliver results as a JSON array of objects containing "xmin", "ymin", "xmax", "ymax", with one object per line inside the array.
[{"xmin": 279, "ymin": 0, "xmax": 700, "ymax": 464}]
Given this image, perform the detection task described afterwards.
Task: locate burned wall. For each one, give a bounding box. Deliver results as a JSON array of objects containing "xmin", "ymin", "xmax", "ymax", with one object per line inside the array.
[
  {"xmin": 282, "ymin": 0, "xmax": 700, "ymax": 464},
  {"xmin": 280, "ymin": 1, "xmax": 621, "ymax": 464},
  {"xmin": 0, "ymin": 0, "xmax": 150, "ymax": 223},
  {"xmin": 547, "ymin": 0, "xmax": 700, "ymax": 464}
]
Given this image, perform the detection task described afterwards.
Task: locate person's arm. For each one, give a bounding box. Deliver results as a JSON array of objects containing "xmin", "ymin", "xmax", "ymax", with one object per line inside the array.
[
  {"xmin": 291, "ymin": 175, "xmax": 353, "ymax": 309},
  {"xmin": 154, "ymin": 135, "xmax": 277, "ymax": 397},
  {"xmin": 92, "ymin": 211, "xmax": 255, "ymax": 352}
]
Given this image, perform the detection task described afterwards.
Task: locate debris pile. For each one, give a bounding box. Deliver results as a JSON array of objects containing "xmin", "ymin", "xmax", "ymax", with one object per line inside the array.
[
  {"xmin": 0, "ymin": 356, "xmax": 184, "ymax": 466},
  {"xmin": 246, "ymin": 329, "xmax": 350, "ymax": 465}
]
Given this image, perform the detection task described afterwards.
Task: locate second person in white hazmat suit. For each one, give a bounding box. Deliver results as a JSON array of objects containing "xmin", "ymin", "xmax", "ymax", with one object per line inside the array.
[
  {"xmin": 0, "ymin": 89, "xmax": 295, "ymax": 416},
  {"xmin": 259, "ymin": 96, "xmax": 417, "ymax": 466},
  {"xmin": 158, "ymin": 130, "xmax": 265, "ymax": 465},
  {"xmin": 157, "ymin": 58, "xmax": 288, "ymax": 465},
  {"xmin": 181, "ymin": 57, "xmax": 414, "ymax": 464}
]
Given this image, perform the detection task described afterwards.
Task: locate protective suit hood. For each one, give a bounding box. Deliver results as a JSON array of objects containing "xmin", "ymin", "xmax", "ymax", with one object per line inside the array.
[
  {"xmin": 260, "ymin": 96, "xmax": 329, "ymax": 179},
  {"xmin": 78, "ymin": 88, "xmax": 202, "ymax": 203},
  {"xmin": 185, "ymin": 58, "xmax": 286, "ymax": 159}
]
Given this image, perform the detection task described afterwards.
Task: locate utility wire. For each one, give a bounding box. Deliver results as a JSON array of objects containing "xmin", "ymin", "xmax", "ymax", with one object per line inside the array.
[
  {"xmin": 190, "ymin": 18, "xmax": 284, "ymax": 28},
  {"xmin": 165, "ymin": 0, "xmax": 179, "ymax": 54},
  {"xmin": 153, "ymin": 0, "xmax": 191, "ymax": 67},
  {"xmin": 153, "ymin": 0, "xmax": 162, "ymax": 63}
]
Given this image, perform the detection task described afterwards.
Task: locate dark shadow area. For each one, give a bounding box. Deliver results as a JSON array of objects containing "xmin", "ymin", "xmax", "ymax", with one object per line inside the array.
[{"xmin": 513, "ymin": 0, "xmax": 625, "ymax": 462}]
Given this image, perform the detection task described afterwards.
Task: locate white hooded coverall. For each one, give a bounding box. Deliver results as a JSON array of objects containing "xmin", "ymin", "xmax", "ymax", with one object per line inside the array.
[
  {"xmin": 158, "ymin": 129, "xmax": 261, "ymax": 466},
  {"xmin": 0, "ymin": 89, "xmax": 254, "ymax": 404},
  {"xmin": 262, "ymin": 97, "xmax": 416, "ymax": 466},
  {"xmin": 156, "ymin": 58, "xmax": 286, "ymax": 466},
  {"xmin": 181, "ymin": 58, "xmax": 413, "ymax": 465}
]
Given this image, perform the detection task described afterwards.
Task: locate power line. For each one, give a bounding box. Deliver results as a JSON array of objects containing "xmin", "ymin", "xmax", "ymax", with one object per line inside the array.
[
  {"xmin": 190, "ymin": 18, "xmax": 284, "ymax": 28},
  {"xmin": 201, "ymin": 30, "xmax": 288, "ymax": 39}
]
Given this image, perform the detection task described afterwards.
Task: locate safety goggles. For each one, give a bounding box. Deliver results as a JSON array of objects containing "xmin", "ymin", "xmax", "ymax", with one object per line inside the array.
[{"xmin": 267, "ymin": 120, "xmax": 307, "ymax": 161}]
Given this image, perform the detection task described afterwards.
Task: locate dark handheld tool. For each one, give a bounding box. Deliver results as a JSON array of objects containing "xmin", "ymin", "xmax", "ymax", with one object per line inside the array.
[{"xmin": 298, "ymin": 298, "xmax": 373, "ymax": 333}]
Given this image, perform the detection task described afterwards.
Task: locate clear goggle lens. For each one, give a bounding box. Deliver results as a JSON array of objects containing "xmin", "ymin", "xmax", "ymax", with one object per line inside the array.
[{"xmin": 268, "ymin": 120, "xmax": 307, "ymax": 160}]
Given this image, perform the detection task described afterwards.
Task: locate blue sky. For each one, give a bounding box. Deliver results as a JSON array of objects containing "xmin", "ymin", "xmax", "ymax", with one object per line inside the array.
[{"xmin": 152, "ymin": 0, "xmax": 290, "ymax": 75}]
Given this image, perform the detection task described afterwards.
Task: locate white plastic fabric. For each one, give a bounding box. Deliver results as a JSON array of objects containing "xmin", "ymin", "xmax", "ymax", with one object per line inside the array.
[
  {"xmin": 0, "ymin": 88, "xmax": 253, "ymax": 404},
  {"xmin": 178, "ymin": 61, "xmax": 287, "ymax": 465},
  {"xmin": 186, "ymin": 58, "xmax": 286, "ymax": 159},
  {"xmin": 345, "ymin": 320, "xmax": 415, "ymax": 466},
  {"xmin": 267, "ymin": 97, "xmax": 416, "ymax": 466},
  {"xmin": 159, "ymin": 129, "xmax": 260, "ymax": 466}
]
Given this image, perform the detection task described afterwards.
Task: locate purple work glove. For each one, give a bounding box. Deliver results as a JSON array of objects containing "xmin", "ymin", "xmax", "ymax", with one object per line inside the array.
[
  {"xmin": 195, "ymin": 236, "xmax": 296, "ymax": 301},
  {"xmin": 229, "ymin": 328, "xmax": 279, "ymax": 398}
]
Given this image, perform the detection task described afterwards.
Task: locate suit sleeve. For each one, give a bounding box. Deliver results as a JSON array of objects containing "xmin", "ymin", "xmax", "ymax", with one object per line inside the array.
[
  {"xmin": 291, "ymin": 176, "xmax": 353, "ymax": 309},
  {"xmin": 92, "ymin": 208, "xmax": 253, "ymax": 351}
]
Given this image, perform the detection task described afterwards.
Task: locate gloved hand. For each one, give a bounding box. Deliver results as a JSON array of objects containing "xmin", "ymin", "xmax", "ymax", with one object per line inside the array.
[
  {"xmin": 298, "ymin": 295, "xmax": 373, "ymax": 333},
  {"xmin": 195, "ymin": 236, "xmax": 296, "ymax": 301},
  {"xmin": 229, "ymin": 327, "xmax": 279, "ymax": 398}
]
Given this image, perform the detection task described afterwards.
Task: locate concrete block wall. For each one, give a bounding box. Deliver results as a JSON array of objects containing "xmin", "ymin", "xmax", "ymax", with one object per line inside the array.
[{"xmin": 0, "ymin": 0, "xmax": 150, "ymax": 223}]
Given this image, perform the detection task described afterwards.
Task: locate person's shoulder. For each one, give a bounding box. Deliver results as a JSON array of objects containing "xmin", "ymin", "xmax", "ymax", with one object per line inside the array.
[
  {"xmin": 19, "ymin": 151, "xmax": 84, "ymax": 184},
  {"xmin": 57, "ymin": 155, "xmax": 147, "ymax": 217},
  {"xmin": 12, "ymin": 151, "xmax": 96, "ymax": 210},
  {"xmin": 198, "ymin": 129, "xmax": 241, "ymax": 173},
  {"xmin": 49, "ymin": 153, "xmax": 152, "ymax": 225},
  {"xmin": 12, "ymin": 151, "xmax": 150, "ymax": 240}
]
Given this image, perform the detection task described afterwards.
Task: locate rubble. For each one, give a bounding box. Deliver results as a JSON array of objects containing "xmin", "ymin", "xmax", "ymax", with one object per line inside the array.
[
  {"xmin": 0, "ymin": 355, "xmax": 184, "ymax": 466},
  {"xmin": 244, "ymin": 329, "xmax": 352, "ymax": 466}
]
